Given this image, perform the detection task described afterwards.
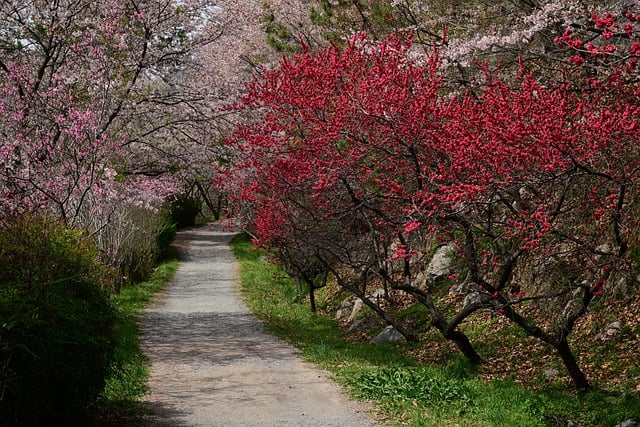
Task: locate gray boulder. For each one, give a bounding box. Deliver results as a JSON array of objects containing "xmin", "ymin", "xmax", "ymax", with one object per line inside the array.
[
  {"xmin": 463, "ymin": 291, "xmax": 489, "ymax": 308},
  {"xmin": 426, "ymin": 243, "xmax": 458, "ymax": 284},
  {"xmin": 600, "ymin": 320, "xmax": 623, "ymax": 341},
  {"xmin": 370, "ymin": 326, "xmax": 405, "ymax": 344},
  {"xmin": 346, "ymin": 298, "xmax": 364, "ymax": 323},
  {"xmin": 335, "ymin": 296, "xmax": 357, "ymax": 320}
]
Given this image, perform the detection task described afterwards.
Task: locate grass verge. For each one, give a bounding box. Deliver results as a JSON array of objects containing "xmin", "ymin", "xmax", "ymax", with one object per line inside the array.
[
  {"xmin": 231, "ymin": 233, "xmax": 640, "ymax": 426},
  {"xmin": 96, "ymin": 247, "xmax": 180, "ymax": 426}
]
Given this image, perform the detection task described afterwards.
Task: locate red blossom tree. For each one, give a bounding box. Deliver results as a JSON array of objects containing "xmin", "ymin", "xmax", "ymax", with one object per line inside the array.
[
  {"xmin": 224, "ymin": 32, "xmax": 489, "ymax": 361},
  {"xmin": 225, "ymin": 18, "xmax": 640, "ymax": 389}
]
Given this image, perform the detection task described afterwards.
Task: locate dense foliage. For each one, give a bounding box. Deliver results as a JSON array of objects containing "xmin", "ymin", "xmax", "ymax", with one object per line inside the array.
[{"xmin": 0, "ymin": 215, "xmax": 117, "ymax": 426}]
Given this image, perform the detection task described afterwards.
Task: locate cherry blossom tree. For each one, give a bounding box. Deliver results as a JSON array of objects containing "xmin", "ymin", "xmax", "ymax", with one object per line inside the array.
[
  {"xmin": 0, "ymin": 0, "xmax": 247, "ymax": 273},
  {"xmin": 0, "ymin": 0, "xmax": 219, "ymax": 215}
]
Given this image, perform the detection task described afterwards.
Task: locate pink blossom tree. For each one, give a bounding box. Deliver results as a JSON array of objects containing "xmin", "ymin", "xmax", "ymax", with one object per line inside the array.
[{"xmin": 0, "ymin": 0, "xmax": 245, "ymax": 274}]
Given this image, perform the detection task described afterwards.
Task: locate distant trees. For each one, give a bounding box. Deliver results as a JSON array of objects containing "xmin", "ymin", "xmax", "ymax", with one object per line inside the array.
[{"xmin": 224, "ymin": 11, "xmax": 640, "ymax": 389}]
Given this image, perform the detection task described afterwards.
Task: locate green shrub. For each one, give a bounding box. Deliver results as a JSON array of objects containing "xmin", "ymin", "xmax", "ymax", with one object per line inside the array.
[
  {"xmin": 0, "ymin": 214, "xmax": 117, "ymax": 426},
  {"xmin": 156, "ymin": 210, "xmax": 177, "ymax": 260}
]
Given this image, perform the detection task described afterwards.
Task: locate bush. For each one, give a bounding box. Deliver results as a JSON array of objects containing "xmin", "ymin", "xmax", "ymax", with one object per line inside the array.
[
  {"xmin": 156, "ymin": 210, "xmax": 177, "ymax": 260},
  {"xmin": 168, "ymin": 194, "xmax": 201, "ymax": 228},
  {"xmin": 91, "ymin": 205, "xmax": 176, "ymax": 287},
  {"xmin": 0, "ymin": 214, "xmax": 117, "ymax": 426}
]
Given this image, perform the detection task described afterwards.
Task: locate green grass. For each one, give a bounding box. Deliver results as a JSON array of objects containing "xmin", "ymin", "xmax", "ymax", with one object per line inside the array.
[
  {"xmin": 231, "ymin": 233, "xmax": 640, "ymax": 426},
  {"xmin": 231, "ymin": 234, "xmax": 415, "ymax": 370},
  {"xmin": 96, "ymin": 247, "xmax": 179, "ymax": 425}
]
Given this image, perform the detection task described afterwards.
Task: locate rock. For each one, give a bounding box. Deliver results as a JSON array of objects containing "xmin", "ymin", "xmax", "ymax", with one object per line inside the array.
[
  {"xmin": 610, "ymin": 321, "xmax": 622, "ymax": 330},
  {"xmin": 600, "ymin": 320, "xmax": 623, "ymax": 341},
  {"xmin": 562, "ymin": 287, "xmax": 585, "ymax": 318},
  {"xmin": 426, "ymin": 243, "xmax": 457, "ymax": 284},
  {"xmin": 546, "ymin": 416, "xmax": 577, "ymax": 426},
  {"xmin": 544, "ymin": 368, "xmax": 559, "ymax": 379},
  {"xmin": 614, "ymin": 420, "xmax": 640, "ymax": 427},
  {"xmin": 613, "ymin": 277, "xmax": 628, "ymax": 297},
  {"xmin": 347, "ymin": 318, "xmax": 367, "ymax": 332},
  {"xmin": 370, "ymin": 288, "xmax": 386, "ymax": 300},
  {"xmin": 335, "ymin": 296, "xmax": 357, "ymax": 320},
  {"xmin": 594, "ymin": 243, "xmax": 613, "ymax": 265},
  {"xmin": 370, "ymin": 325, "xmax": 405, "ymax": 344},
  {"xmin": 411, "ymin": 270, "xmax": 429, "ymax": 291},
  {"xmin": 463, "ymin": 291, "xmax": 488, "ymax": 308},
  {"xmin": 448, "ymin": 279, "xmax": 473, "ymax": 294},
  {"xmin": 346, "ymin": 298, "xmax": 364, "ymax": 323}
]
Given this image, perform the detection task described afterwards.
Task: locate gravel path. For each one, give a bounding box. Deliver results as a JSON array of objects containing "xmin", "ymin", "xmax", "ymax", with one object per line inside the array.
[{"xmin": 140, "ymin": 224, "xmax": 376, "ymax": 426}]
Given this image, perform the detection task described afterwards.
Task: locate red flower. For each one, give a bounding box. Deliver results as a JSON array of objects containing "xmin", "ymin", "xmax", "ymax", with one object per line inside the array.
[{"xmin": 569, "ymin": 55, "xmax": 585, "ymax": 66}]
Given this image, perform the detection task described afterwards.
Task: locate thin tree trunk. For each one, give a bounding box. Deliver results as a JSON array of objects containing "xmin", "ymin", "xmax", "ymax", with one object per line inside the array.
[
  {"xmin": 195, "ymin": 181, "xmax": 219, "ymax": 220},
  {"xmin": 500, "ymin": 304, "xmax": 590, "ymax": 389},
  {"xmin": 440, "ymin": 325, "xmax": 483, "ymax": 364},
  {"xmin": 391, "ymin": 282, "xmax": 483, "ymax": 363},
  {"xmin": 554, "ymin": 339, "xmax": 590, "ymax": 390},
  {"xmin": 309, "ymin": 284, "xmax": 317, "ymax": 313}
]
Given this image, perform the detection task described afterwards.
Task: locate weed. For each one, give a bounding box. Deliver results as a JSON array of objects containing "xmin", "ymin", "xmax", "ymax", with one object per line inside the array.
[{"xmin": 353, "ymin": 367, "xmax": 471, "ymax": 404}]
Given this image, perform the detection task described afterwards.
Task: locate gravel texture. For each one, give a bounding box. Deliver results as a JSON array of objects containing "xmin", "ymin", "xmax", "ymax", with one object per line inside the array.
[{"xmin": 140, "ymin": 224, "xmax": 376, "ymax": 426}]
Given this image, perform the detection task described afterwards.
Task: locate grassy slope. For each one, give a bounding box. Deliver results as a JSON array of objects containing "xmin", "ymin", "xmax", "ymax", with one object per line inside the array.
[
  {"xmin": 231, "ymin": 233, "xmax": 640, "ymax": 426},
  {"xmin": 96, "ymin": 248, "xmax": 180, "ymax": 426}
]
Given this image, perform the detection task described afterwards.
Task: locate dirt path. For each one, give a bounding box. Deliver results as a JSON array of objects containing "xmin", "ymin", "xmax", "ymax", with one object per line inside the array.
[{"xmin": 140, "ymin": 224, "xmax": 376, "ymax": 426}]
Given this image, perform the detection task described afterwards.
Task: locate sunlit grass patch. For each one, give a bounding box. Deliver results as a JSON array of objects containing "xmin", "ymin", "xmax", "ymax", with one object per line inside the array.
[{"xmin": 97, "ymin": 254, "xmax": 179, "ymax": 425}]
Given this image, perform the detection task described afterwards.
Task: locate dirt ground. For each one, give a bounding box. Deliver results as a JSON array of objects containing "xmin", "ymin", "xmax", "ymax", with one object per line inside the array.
[{"xmin": 140, "ymin": 224, "xmax": 376, "ymax": 426}]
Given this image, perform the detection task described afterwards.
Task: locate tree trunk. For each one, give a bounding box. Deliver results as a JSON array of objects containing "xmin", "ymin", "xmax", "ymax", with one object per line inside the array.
[
  {"xmin": 309, "ymin": 284, "xmax": 317, "ymax": 313},
  {"xmin": 294, "ymin": 276, "xmax": 303, "ymax": 295},
  {"xmin": 195, "ymin": 181, "xmax": 219, "ymax": 220},
  {"xmin": 392, "ymin": 282, "xmax": 482, "ymax": 363},
  {"xmin": 554, "ymin": 339, "xmax": 590, "ymax": 390},
  {"xmin": 443, "ymin": 328, "xmax": 483, "ymax": 364}
]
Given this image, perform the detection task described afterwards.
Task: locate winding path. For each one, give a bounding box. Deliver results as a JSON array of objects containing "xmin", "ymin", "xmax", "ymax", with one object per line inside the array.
[{"xmin": 140, "ymin": 224, "xmax": 376, "ymax": 426}]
